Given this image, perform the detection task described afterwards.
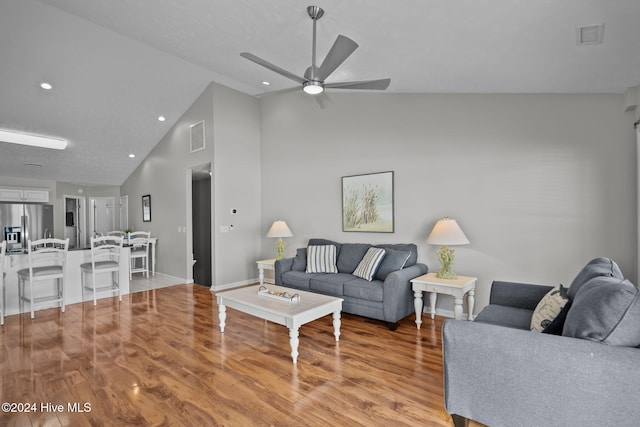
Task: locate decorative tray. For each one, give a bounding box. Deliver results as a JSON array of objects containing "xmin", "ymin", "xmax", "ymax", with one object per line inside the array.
[{"xmin": 258, "ymin": 286, "xmax": 301, "ymax": 303}]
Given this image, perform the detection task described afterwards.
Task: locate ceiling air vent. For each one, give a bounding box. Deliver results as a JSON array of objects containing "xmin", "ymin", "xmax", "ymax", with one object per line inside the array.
[{"xmin": 576, "ymin": 24, "xmax": 604, "ymax": 46}]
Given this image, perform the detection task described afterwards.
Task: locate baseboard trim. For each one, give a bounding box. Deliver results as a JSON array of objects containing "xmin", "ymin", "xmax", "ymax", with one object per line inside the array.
[
  {"xmin": 151, "ymin": 272, "xmax": 187, "ymax": 283},
  {"xmin": 210, "ymin": 278, "xmax": 257, "ymax": 293},
  {"xmin": 424, "ymin": 307, "xmax": 471, "ymax": 320}
]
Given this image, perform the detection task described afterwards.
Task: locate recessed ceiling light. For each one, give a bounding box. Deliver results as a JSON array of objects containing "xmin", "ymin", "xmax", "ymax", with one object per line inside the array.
[
  {"xmin": 129, "ymin": 154, "xmax": 135, "ymax": 158},
  {"xmin": 0, "ymin": 129, "xmax": 67, "ymax": 150},
  {"xmin": 158, "ymin": 116, "xmax": 166, "ymax": 122},
  {"xmin": 262, "ymin": 81, "xmax": 271, "ymax": 86},
  {"xmin": 40, "ymin": 82, "xmax": 53, "ymax": 90}
]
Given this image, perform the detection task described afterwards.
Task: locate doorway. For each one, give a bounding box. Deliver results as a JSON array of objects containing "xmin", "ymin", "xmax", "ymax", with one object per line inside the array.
[
  {"xmin": 63, "ymin": 195, "xmax": 86, "ymax": 248},
  {"xmin": 192, "ymin": 163, "xmax": 212, "ymax": 287},
  {"xmin": 88, "ymin": 197, "xmax": 115, "ymax": 238}
]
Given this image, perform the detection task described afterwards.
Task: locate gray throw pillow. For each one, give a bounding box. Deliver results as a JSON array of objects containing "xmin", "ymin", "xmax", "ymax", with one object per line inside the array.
[
  {"xmin": 337, "ymin": 243, "xmax": 371, "ymax": 273},
  {"xmin": 563, "ymin": 276, "xmax": 640, "ymax": 347},
  {"xmin": 567, "ymin": 257, "xmax": 624, "ymax": 300},
  {"xmin": 374, "ymin": 249, "xmax": 411, "ymax": 281},
  {"xmin": 291, "ymin": 248, "xmax": 307, "ymax": 271}
]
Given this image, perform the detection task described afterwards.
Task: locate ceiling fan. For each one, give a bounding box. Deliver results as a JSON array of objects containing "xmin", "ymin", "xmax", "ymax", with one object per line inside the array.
[{"xmin": 241, "ymin": 5, "xmax": 390, "ymax": 96}]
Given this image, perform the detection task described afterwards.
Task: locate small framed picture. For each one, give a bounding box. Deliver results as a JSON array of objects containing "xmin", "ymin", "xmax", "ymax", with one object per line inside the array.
[{"xmin": 142, "ymin": 194, "xmax": 151, "ymax": 222}]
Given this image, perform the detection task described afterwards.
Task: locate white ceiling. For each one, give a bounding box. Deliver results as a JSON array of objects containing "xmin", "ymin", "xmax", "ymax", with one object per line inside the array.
[{"xmin": 1, "ymin": 0, "xmax": 639, "ymax": 186}]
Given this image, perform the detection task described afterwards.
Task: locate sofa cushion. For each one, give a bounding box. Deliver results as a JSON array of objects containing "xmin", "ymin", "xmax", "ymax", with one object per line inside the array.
[
  {"xmin": 353, "ymin": 247, "xmax": 386, "ymax": 281},
  {"xmin": 375, "ymin": 243, "xmax": 418, "ymax": 267},
  {"xmin": 530, "ymin": 285, "xmax": 569, "ymax": 332},
  {"xmin": 474, "ymin": 305, "xmax": 534, "ymax": 330},
  {"xmin": 374, "ymin": 248, "xmax": 411, "ymax": 281},
  {"xmin": 567, "ymin": 257, "xmax": 624, "ymax": 300},
  {"xmin": 306, "ymin": 245, "xmax": 338, "ymax": 273},
  {"xmin": 563, "ymin": 276, "xmax": 640, "ymax": 346},
  {"xmin": 309, "ymin": 273, "xmax": 353, "ymax": 296},
  {"xmin": 337, "ymin": 243, "xmax": 371, "ymax": 273},
  {"xmin": 291, "ymin": 248, "xmax": 307, "ymax": 271},
  {"xmin": 281, "ymin": 271, "xmax": 323, "ymax": 291},
  {"xmin": 344, "ymin": 277, "xmax": 384, "ymax": 302}
]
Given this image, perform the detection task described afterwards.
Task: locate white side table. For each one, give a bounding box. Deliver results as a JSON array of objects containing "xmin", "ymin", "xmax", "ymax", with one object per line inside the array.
[
  {"xmin": 256, "ymin": 259, "xmax": 276, "ymax": 285},
  {"xmin": 411, "ymin": 272, "xmax": 477, "ymax": 328}
]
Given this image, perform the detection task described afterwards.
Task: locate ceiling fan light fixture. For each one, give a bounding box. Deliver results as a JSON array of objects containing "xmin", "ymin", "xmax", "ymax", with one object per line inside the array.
[{"xmin": 303, "ymin": 81, "xmax": 324, "ymax": 95}]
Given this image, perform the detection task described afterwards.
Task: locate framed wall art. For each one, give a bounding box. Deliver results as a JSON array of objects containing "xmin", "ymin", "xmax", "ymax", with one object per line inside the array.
[
  {"xmin": 342, "ymin": 171, "xmax": 394, "ymax": 233},
  {"xmin": 142, "ymin": 194, "xmax": 151, "ymax": 222}
]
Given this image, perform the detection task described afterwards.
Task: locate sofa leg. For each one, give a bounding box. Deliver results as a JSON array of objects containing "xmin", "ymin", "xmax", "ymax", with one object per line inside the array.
[
  {"xmin": 387, "ymin": 322, "xmax": 399, "ymax": 331},
  {"xmin": 451, "ymin": 414, "xmax": 469, "ymax": 427}
]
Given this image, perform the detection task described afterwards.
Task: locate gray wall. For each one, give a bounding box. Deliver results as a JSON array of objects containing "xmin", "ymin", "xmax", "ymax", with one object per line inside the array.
[
  {"xmin": 121, "ymin": 82, "xmax": 261, "ymax": 285},
  {"xmin": 260, "ymin": 92, "xmax": 637, "ymax": 315}
]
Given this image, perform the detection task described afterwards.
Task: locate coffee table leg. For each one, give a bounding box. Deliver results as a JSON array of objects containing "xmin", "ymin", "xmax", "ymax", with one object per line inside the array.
[
  {"xmin": 218, "ymin": 304, "xmax": 226, "ymax": 333},
  {"xmin": 333, "ymin": 311, "xmax": 341, "ymax": 342},
  {"xmin": 289, "ymin": 327, "xmax": 299, "ymax": 364}
]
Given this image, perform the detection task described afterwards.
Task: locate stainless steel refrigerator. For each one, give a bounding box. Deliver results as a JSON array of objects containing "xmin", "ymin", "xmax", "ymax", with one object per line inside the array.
[{"xmin": 0, "ymin": 203, "xmax": 54, "ymax": 251}]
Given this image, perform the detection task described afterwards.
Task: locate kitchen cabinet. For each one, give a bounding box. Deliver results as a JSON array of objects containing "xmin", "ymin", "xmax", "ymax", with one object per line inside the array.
[{"xmin": 0, "ymin": 187, "xmax": 50, "ymax": 203}]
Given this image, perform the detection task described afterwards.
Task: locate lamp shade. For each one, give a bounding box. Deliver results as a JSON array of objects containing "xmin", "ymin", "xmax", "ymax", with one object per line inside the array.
[
  {"xmin": 427, "ymin": 218, "xmax": 470, "ymax": 246},
  {"xmin": 266, "ymin": 220, "xmax": 293, "ymax": 238}
]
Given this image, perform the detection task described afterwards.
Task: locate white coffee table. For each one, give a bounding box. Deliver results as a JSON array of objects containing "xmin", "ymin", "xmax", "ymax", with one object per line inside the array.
[{"xmin": 215, "ymin": 285, "xmax": 343, "ymax": 364}]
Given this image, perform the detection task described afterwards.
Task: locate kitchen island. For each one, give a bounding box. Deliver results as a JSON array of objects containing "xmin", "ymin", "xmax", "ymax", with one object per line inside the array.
[{"xmin": 2, "ymin": 246, "xmax": 131, "ymax": 317}]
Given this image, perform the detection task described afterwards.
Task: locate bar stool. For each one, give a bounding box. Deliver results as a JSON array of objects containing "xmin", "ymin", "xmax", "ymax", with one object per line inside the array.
[
  {"xmin": 1, "ymin": 241, "xmax": 6, "ymax": 325},
  {"xmin": 128, "ymin": 231, "xmax": 150, "ymax": 279},
  {"xmin": 81, "ymin": 236, "xmax": 124, "ymax": 306},
  {"xmin": 17, "ymin": 238, "xmax": 69, "ymax": 319}
]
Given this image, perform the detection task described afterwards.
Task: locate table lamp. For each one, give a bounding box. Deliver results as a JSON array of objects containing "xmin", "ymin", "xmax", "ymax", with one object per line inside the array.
[
  {"xmin": 267, "ymin": 220, "xmax": 293, "ymax": 260},
  {"xmin": 426, "ymin": 217, "xmax": 470, "ymax": 279}
]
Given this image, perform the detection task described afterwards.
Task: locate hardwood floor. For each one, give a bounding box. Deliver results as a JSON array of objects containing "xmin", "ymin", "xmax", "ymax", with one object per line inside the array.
[{"xmin": 0, "ymin": 283, "xmax": 477, "ymax": 426}]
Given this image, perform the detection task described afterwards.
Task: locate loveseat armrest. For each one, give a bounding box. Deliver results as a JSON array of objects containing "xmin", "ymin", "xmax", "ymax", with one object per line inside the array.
[
  {"xmin": 443, "ymin": 320, "xmax": 640, "ymax": 427},
  {"xmin": 274, "ymin": 257, "xmax": 294, "ymax": 285},
  {"xmin": 382, "ymin": 263, "xmax": 428, "ymax": 322},
  {"xmin": 489, "ymin": 280, "xmax": 554, "ymax": 310}
]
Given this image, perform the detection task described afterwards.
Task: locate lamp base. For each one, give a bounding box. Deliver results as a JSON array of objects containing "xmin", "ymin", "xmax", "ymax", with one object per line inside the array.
[
  {"xmin": 275, "ymin": 238, "xmax": 286, "ymax": 260},
  {"xmin": 435, "ymin": 245, "xmax": 457, "ymax": 280},
  {"xmin": 435, "ymin": 268, "xmax": 458, "ymax": 280}
]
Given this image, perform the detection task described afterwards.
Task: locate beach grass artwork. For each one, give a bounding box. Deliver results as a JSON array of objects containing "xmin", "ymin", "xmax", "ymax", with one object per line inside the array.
[{"xmin": 342, "ymin": 171, "xmax": 394, "ymax": 233}]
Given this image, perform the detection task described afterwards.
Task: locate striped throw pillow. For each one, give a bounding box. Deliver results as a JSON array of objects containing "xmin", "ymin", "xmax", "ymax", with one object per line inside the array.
[
  {"xmin": 353, "ymin": 247, "xmax": 386, "ymax": 281},
  {"xmin": 306, "ymin": 245, "xmax": 338, "ymax": 273}
]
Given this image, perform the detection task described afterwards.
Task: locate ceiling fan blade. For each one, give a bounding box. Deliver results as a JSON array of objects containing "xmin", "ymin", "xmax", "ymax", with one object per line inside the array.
[
  {"xmin": 314, "ymin": 92, "xmax": 333, "ymax": 109},
  {"xmin": 316, "ymin": 35, "xmax": 358, "ymax": 81},
  {"xmin": 240, "ymin": 52, "xmax": 306, "ymax": 84},
  {"xmin": 324, "ymin": 78, "xmax": 391, "ymax": 90}
]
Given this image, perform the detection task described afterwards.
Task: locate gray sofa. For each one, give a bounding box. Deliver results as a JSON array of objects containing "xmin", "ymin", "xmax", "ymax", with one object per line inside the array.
[
  {"xmin": 442, "ymin": 257, "xmax": 640, "ymax": 427},
  {"xmin": 275, "ymin": 238, "xmax": 428, "ymax": 329}
]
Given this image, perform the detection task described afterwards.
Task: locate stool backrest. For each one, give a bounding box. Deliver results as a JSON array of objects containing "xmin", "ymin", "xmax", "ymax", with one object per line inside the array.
[
  {"xmin": 128, "ymin": 231, "xmax": 150, "ymax": 251},
  {"xmin": 90, "ymin": 236, "xmax": 124, "ymax": 264},
  {"xmin": 129, "ymin": 231, "xmax": 150, "ymax": 240},
  {"xmin": 27, "ymin": 238, "xmax": 69, "ymax": 271}
]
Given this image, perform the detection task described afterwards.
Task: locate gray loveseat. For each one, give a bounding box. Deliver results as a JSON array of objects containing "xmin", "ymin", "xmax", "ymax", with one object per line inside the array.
[
  {"xmin": 442, "ymin": 257, "xmax": 640, "ymax": 427},
  {"xmin": 275, "ymin": 238, "xmax": 428, "ymax": 329}
]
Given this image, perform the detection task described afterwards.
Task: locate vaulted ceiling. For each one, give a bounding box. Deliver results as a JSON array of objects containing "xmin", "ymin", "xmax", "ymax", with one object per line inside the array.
[{"xmin": 1, "ymin": 0, "xmax": 639, "ymax": 186}]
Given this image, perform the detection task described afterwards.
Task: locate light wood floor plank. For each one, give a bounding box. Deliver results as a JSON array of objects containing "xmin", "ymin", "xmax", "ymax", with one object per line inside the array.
[{"xmin": 0, "ymin": 283, "xmax": 484, "ymax": 426}]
